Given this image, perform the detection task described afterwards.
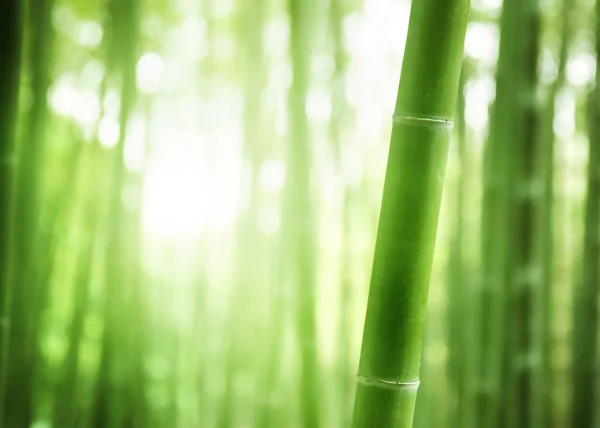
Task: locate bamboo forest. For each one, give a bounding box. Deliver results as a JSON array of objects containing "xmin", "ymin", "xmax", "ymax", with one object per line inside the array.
[{"xmin": 1, "ymin": 0, "xmax": 600, "ymax": 426}]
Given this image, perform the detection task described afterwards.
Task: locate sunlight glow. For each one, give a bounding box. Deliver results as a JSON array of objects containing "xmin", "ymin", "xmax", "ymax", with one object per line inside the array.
[
  {"xmin": 465, "ymin": 23, "xmax": 498, "ymax": 64},
  {"xmin": 259, "ymin": 159, "xmax": 286, "ymax": 193},
  {"xmin": 566, "ymin": 53, "xmax": 596, "ymax": 86},
  {"xmin": 49, "ymin": 74, "xmax": 101, "ymax": 128},
  {"xmin": 554, "ymin": 88, "xmax": 575, "ymax": 139},
  {"xmin": 465, "ymin": 75, "xmax": 495, "ymax": 130},
  {"xmin": 75, "ymin": 21, "xmax": 103, "ymax": 48},
  {"xmin": 136, "ymin": 53, "xmax": 165, "ymax": 94},
  {"xmin": 142, "ymin": 137, "xmax": 241, "ymax": 239},
  {"xmin": 98, "ymin": 117, "xmax": 120, "ymax": 148}
]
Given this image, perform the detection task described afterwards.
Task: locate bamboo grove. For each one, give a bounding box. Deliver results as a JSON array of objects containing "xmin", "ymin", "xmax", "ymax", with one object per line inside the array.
[{"xmin": 0, "ymin": 0, "xmax": 599, "ymax": 427}]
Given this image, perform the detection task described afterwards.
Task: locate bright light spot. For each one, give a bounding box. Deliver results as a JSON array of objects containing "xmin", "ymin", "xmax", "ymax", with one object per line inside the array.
[
  {"xmin": 554, "ymin": 88, "xmax": 575, "ymax": 139},
  {"xmin": 264, "ymin": 19, "xmax": 289, "ymax": 59},
  {"xmin": 465, "ymin": 23, "xmax": 498, "ymax": 64},
  {"xmin": 566, "ymin": 53, "xmax": 596, "ymax": 86},
  {"xmin": 143, "ymin": 150, "xmax": 207, "ymax": 238},
  {"xmin": 136, "ymin": 53, "xmax": 164, "ymax": 94},
  {"xmin": 49, "ymin": 75, "xmax": 100, "ymax": 125},
  {"xmin": 52, "ymin": 6, "xmax": 76, "ymax": 35},
  {"xmin": 259, "ymin": 159, "xmax": 286, "ymax": 193},
  {"xmin": 99, "ymin": 117, "xmax": 120, "ymax": 148},
  {"xmin": 72, "ymin": 90, "xmax": 100, "ymax": 125},
  {"xmin": 363, "ymin": 0, "xmax": 410, "ymax": 55},
  {"xmin": 49, "ymin": 74, "xmax": 77, "ymax": 116},
  {"xmin": 258, "ymin": 208, "xmax": 281, "ymax": 235},
  {"xmin": 80, "ymin": 60, "xmax": 105, "ymax": 87},
  {"xmin": 465, "ymin": 75, "xmax": 495, "ymax": 130},
  {"xmin": 343, "ymin": 13, "xmax": 365, "ymax": 57},
  {"xmin": 479, "ymin": 0, "xmax": 502, "ymax": 11},
  {"xmin": 75, "ymin": 21, "xmax": 103, "ymax": 48},
  {"xmin": 142, "ymin": 138, "xmax": 241, "ymax": 239},
  {"xmin": 179, "ymin": 17, "xmax": 208, "ymax": 62},
  {"xmin": 306, "ymin": 89, "xmax": 331, "ymax": 124}
]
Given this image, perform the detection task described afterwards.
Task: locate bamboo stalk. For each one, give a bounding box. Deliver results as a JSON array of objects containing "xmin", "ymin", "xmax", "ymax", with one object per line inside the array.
[
  {"xmin": 508, "ymin": 1, "xmax": 542, "ymax": 427},
  {"xmin": 286, "ymin": 0, "xmax": 321, "ymax": 426},
  {"xmin": 537, "ymin": 0, "xmax": 575, "ymax": 424},
  {"xmin": 351, "ymin": 1, "xmax": 470, "ymax": 426},
  {"xmin": 328, "ymin": 0, "xmax": 355, "ymax": 425},
  {"xmin": 218, "ymin": 0, "xmax": 265, "ymax": 425},
  {"xmin": 571, "ymin": 1, "xmax": 600, "ymax": 425},
  {"xmin": 475, "ymin": 1, "xmax": 526, "ymax": 426},
  {"xmin": 4, "ymin": 0, "xmax": 54, "ymax": 424},
  {"xmin": 0, "ymin": 0, "xmax": 23, "ymax": 421},
  {"xmin": 91, "ymin": 0, "xmax": 139, "ymax": 424},
  {"xmin": 446, "ymin": 61, "xmax": 469, "ymax": 428}
]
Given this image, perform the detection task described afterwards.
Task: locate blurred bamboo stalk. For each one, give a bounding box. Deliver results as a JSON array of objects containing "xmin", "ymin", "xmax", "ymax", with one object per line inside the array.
[
  {"xmin": 508, "ymin": 1, "xmax": 543, "ymax": 427},
  {"xmin": 0, "ymin": 0, "xmax": 23, "ymax": 422},
  {"xmin": 218, "ymin": 0, "xmax": 265, "ymax": 425},
  {"xmin": 90, "ymin": 0, "xmax": 139, "ymax": 424},
  {"xmin": 538, "ymin": 0, "xmax": 576, "ymax": 424},
  {"xmin": 570, "ymin": 0, "xmax": 600, "ymax": 425},
  {"xmin": 447, "ymin": 60, "xmax": 470, "ymax": 428},
  {"xmin": 4, "ymin": 0, "xmax": 54, "ymax": 424},
  {"xmin": 286, "ymin": 0, "xmax": 321, "ymax": 426}
]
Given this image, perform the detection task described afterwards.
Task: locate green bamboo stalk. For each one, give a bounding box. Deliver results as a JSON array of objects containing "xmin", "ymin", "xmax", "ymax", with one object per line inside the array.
[
  {"xmin": 253, "ymin": 238, "xmax": 287, "ymax": 428},
  {"xmin": 0, "ymin": 0, "xmax": 23, "ymax": 421},
  {"xmin": 507, "ymin": 1, "xmax": 542, "ymax": 427},
  {"xmin": 474, "ymin": 1, "xmax": 523, "ymax": 426},
  {"xmin": 4, "ymin": 0, "xmax": 54, "ymax": 424},
  {"xmin": 571, "ymin": 1, "xmax": 600, "ymax": 425},
  {"xmin": 446, "ymin": 61, "xmax": 469, "ymax": 428},
  {"xmin": 52, "ymin": 142, "xmax": 104, "ymax": 427},
  {"xmin": 537, "ymin": 0, "xmax": 575, "ymax": 424},
  {"xmin": 329, "ymin": 0, "xmax": 354, "ymax": 425},
  {"xmin": 286, "ymin": 0, "xmax": 321, "ymax": 426},
  {"xmin": 91, "ymin": 0, "xmax": 138, "ymax": 424},
  {"xmin": 218, "ymin": 0, "xmax": 264, "ymax": 425},
  {"xmin": 351, "ymin": 1, "xmax": 470, "ymax": 426},
  {"xmin": 122, "ymin": 107, "xmax": 150, "ymax": 428}
]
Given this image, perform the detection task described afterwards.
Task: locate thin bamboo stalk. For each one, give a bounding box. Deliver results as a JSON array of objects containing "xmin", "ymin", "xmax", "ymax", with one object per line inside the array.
[
  {"xmin": 91, "ymin": 0, "xmax": 139, "ymax": 424},
  {"xmin": 4, "ymin": 0, "xmax": 54, "ymax": 424},
  {"xmin": 218, "ymin": 0, "xmax": 265, "ymax": 425},
  {"xmin": 446, "ymin": 61, "xmax": 469, "ymax": 428},
  {"xmin": 475, "ymin": 1, "xmax": 525, "ymax": 426},
  {"xmin": 287, "ymin": 0, "xmax": 321, "ymax": 426},
  {"xmin": 571, "ymin": 1, "xmax": 600, "ymax": 425},
  {"xmin": 329, "ymin": 0, "xmax": 354, "ymax": 425},
  {"xmin": 0, "ymin": 0, "xmax": 23, "ymax": 421},
  {"xmin": 508, "ymin": 1, "xmax": 542, "ymax": 427},
  {"xmin": 537, "ymin": 0, "xmax": 575, "ymax": 424},
  {"xmin": 351, "ymin": 1, "xmax": 470, "ymax": 426},
  {"xmin": 52, "ymin": 142, "xmax": 104, "ymax": 427}
]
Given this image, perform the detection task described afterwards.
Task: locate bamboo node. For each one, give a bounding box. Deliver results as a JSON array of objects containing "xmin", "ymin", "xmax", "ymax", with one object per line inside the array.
[
  {"xmin": 356, "ymin": 375, "xmax": 420, "ymax": 391},
  {"xmin": 392, "ymin": 113, "xmax": 454, "ymax": 129}
]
